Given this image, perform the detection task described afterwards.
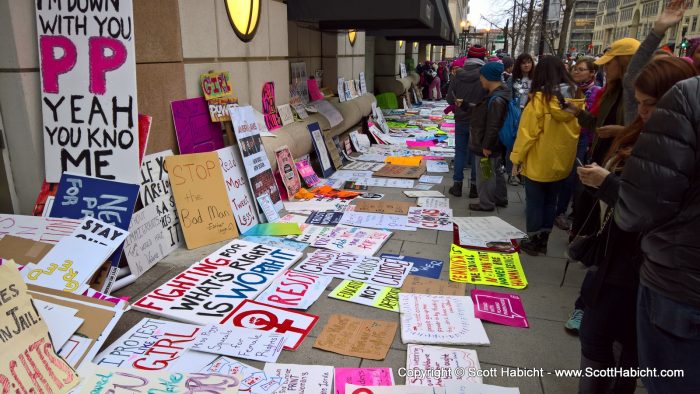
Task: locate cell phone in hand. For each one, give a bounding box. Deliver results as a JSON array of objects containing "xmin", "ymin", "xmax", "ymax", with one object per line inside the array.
[{"xmin": 575, "ymin": 158, "xmax": 584, "ymax": 167}]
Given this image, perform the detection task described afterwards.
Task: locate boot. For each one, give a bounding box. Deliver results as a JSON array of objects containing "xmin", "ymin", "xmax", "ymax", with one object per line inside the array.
[
  {"xmin": 538, "ymin": 231, "xmax": 550, "ymax": 255},
  {"xmin": 579, "ymin": 356, "xmax": 613, "ymax": 394},
  {"xmin": 448, "ymin": 181, "xmax": 463, "ymax": 197},
  {"xmin": 520, "ymin": 232, "xmax": 549, "ymax": 256},
  {"xmin": 468, "ymin": 184, "xmax": 478, "ymax": 198}
]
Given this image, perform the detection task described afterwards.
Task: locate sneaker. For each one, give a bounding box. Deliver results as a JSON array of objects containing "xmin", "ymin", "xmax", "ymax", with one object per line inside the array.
[
  {"xmin": 565, "ymin": 309, "xmax": 584, "ymax": 334},
  {"xmin": 554, "ymin": 214, "xmax": 572, "ymax": 230},
  {"xmin": 507, "ymin": 175, "xmax": 520, "ymax": 186}
]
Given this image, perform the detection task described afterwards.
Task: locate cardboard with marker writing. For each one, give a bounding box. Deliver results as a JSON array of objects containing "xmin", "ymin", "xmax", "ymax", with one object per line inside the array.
[
  {"xmin": 166, "ymin": 152, "xmax": 238, "ymax": 249},
  {"xmin": 313, "ymin": 314, "xmax": 397, "ymax": 360},
  {"xmin": 373, "ymin": 164, "xmax": 426, "ymax": 179},
  {"xmin": 255, "ymin": 270, "xmax": 332, "ymax": 310},
  {"xmin": 353, "ymin": 200, "xmax": 415, "ymax": 215},
  {"xmin": 35, "ymin": 0, "xmax": 140, "ymax": 184},
  {"xmin": 200, "ymin": 71, "xmax": 234, "ymax": 101}
]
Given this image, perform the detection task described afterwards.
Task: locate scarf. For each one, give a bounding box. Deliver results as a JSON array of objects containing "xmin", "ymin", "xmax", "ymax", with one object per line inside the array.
[{"xmin": 577, "ymin": 79, "xmax": 596, "ymax": 93}]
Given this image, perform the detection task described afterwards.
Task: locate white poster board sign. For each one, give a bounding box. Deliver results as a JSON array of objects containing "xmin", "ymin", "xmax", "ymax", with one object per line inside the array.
[{"xmin": 216, "ymin": 146, "xmax": 260, "ymax": 233}]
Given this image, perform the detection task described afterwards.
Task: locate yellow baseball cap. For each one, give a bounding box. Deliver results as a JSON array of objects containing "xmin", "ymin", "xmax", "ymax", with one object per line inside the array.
[{"xmin": 595, "ymin": 38, "xmax": 641, "ymax": 65}]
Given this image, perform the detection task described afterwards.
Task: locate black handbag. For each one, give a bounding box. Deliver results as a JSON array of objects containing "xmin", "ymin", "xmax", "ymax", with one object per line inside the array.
[{"xmin": 566, "ymin": 207, "xmax": 614, "ymax": 267}]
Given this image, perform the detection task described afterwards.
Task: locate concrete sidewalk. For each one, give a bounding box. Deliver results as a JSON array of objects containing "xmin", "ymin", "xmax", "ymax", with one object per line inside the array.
[{"xmin": 109, "ymin": 171, "xmax": 647, "ymax": 393}]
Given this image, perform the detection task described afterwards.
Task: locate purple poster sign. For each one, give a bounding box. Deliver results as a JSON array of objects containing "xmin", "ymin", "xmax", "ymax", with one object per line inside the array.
[
  {"xmin": 172, "ymin": 97, "xmax": 225, "ymax": 154},
  {"xmin": 471, "ymin": 289, "xmax": 529, "ymax": 328},
  {"xmin": 262, "ymin": 82, "xmax": 282, "ymax": 131}
]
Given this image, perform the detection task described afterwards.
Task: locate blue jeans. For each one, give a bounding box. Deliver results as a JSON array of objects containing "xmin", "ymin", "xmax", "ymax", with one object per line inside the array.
[
  {"xmin": 453, "ymin": 122, "xmax": 476, "ymax": 185},
  {"xmin": 637, "ymin": 284, "xmax": 700, "ymax": 393},
  {"xmin": 523, "ymin": 177, "xmax": 563, "ymax": 234},
  {"xmin": 556, "ymin": 133, "xmax": 590, "ymax": 216}
]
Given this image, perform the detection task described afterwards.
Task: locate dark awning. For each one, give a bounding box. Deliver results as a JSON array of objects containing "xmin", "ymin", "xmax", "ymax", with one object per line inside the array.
[
  {"xmin": 287, "ymin": 0, "xmax": 435, "ymax": 30},
  {"xmin": 366, "ymin": 0, "xmax": 457, "ymax": 45}
]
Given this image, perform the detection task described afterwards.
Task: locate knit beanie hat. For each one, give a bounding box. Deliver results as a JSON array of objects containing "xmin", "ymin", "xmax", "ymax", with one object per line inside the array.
[
  {"xmin": 480, "ymin": 61, "xmax": 504, "ymax": 81},
  {"xmin": 468, "ymin": 45, "xmax": 487, "ymax": 59}
]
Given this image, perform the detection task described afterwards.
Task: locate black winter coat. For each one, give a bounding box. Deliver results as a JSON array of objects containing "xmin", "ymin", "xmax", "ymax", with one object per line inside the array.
[
  {"xmin": 446, "ymin": 60, "xmax": 486, "ymax": 124},
  {"xmin": 616, "ymin": 76, "xmax": 700, "ymax": 309},
  {"xmin": 469, "ymin": 85, "xmax": 512, "ymax": 154}
]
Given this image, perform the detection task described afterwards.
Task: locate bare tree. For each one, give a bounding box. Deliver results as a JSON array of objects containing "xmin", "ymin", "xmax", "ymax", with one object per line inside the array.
[
  {"xmin": 523, "ymin": 0, "xmax": 538, "ymax": 54},
  {"xmin": 556, "ymin": 0, "xmax": 576, "ymax": 57}
]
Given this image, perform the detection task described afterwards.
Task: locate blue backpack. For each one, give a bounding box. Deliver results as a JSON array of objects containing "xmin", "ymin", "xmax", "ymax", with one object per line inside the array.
[{"xmin": 488, "ymin": 95, "xmax": 521, "ymax": 150}]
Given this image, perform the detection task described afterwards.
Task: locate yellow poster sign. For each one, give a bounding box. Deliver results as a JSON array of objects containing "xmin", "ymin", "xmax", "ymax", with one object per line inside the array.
[
  {"xmin": 449, "ymin": 244, "xmax": 527, "ymax": 289},
  {"xmin": 384, "ymin": 156, "xmax": 423, "ymax": 166},
  {"xmin": 329, "ymin": 280, "xmax": 400, "ymax": 312}
]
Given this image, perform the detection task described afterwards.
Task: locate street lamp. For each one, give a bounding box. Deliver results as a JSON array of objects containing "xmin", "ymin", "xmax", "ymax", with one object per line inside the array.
[{"xmin": 485, "ymin": 27, "xmax": 491, "ymax": 55}]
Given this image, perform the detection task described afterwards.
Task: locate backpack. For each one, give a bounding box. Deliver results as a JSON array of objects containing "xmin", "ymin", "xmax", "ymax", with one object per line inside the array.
[{"xmin": 488, "ymin": 95, "xmax": 522, "ymax": 150}]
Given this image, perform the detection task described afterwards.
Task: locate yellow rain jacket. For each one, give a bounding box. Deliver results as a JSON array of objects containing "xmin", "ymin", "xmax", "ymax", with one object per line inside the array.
[{"xmin": 510, "ymin": 92, "xmax": 584, "ymax": 183}]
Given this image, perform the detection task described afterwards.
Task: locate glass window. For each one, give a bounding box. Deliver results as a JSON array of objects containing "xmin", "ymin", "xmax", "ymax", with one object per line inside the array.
[{"xmin": 693, "ymin": 16, "xmax": 698, "ymax": 32}]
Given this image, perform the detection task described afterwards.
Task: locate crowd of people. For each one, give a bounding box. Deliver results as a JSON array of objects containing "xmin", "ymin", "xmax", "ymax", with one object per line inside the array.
[{"xmin": 441, "ymin": 0, "xmax": 700, "ymax": 392}]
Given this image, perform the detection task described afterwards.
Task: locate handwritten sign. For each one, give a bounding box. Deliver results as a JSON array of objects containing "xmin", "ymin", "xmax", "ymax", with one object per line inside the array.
[
  {"xmin": 275, "ymin": 146, "xmax": 301, "ymax": 199},
  {"xmin": 296, "ymin": 249, "xmax": 412, "ymax": 287},
  {"xmin": 338, "ymin": 211, "xmax": 416, "ymax": 232},
  {"xmin": 264, "ymin": 364, "xmax": 333, "ymax": 394},
  {"xmin": 335, "ymin": 368, "xmax": 394, "ymax": 394},
  {"xmin": 216, "ymin": 146, "xmax": 259, "ymax": 233},
  {"xmin": 329, "ymin": 280, "xmax": 400, "ymax": 312},
  {"xmin": 354, "ymin": 200, "xmax": 415, "ymax": 215},
  {"xmin": 426, "ymin": 160, "xmax": 449, "ymax": 173},
  {"xmin": 166, "ymin": 152, "xmax": 237, "ymax": 249},
  {"xmin": 1, "ymin": 259, "xmax": 79, "ymax": 393},
  {"xmin": 201, "ymin": 356, "xmax": 282, "ymax": 393},
  {"xmin": 219, "ymin": 300, "xmax": 318, "ymax": 350},
  {"xmin": 308, "ymin": 122, "xmax": 335, "ymax": 178},
  {"xmin": 94, "ymin": 317, "xmax": 202, "ymax": 370},
  {"xmin": 407, "ymin": 207, "xmax": 453, "ymax": 231},
  {"xmin": 208, "ymin": 97, "xmax": 239, "ymax": 122},
  {"xmin": 262, "ymin": 82, "xmax": 282, "ymax": 131},
  {"xmin": 406, "ymin": 344, "xmax": 482, "ymax": 386},
  {"xmin": 123, "ymin": 197, "xmax": 182, "ymax": 277},
  {"xmin": 139, "ymin": 150, "xmax": 174, "ymax": 207},
  {"xmin": 172, "ymin": 97, "xmax": 225, "ymax": 154},
  {"xmin": 416, "ymin": 197, "xmax": 450, "ymax": 209},
  {"xmin": 373, "ymin": 164, "xmax": 426, "ymax": 179},
  {"xmin": 471, "ymin": 289, "xmax": 529, "ymax": 328},
  {"xmin": 36, "ymin": 0, "xmax": 139, "ymax": 183},
  {"xmin": 192, "ymin": 325, "xmax": 286, "ymax": 362},
  {"xmin": 133, "ymin": 240, "xmax": 302, "ymax": 324},
  {"xmin": 380, "ymin": 254, "xmax": 443, "ymax": 279},
  {"xmin": 0, "ymin": 215, "xmax": 80, "ymax": 244},
  {"xmin": 398, "ymin": 293, "xmax": 490, "ymax": 345},
  {"xmin": 82, "ymin": 366, "xmax": 241, "ymax": 393},
  {"xmin": 257, "ymin": 194, "xmax": 281, "ymax": 223},
  {"xmin": 311, "ymin": 224, "xmax": 392, "ymax": 256},
  {"xmin": 201, "ymin": 71, "xmax": 234, "ymax": 100},
  {"xmin": 231, "ymin": 106, "xmax": 283, "ymax": 211},
  {"xmin": 255, "ymin": 270, "xmax": 332, "ymax": 310},
  {"xmin": 313, "ymin": 314, "xmax": 397, "ymax": 360},
  {"xmin": 449, "ymin": 245, "xmax": 528, "ymax": 289},
  {"xmin": 278, "ymin": 104, "xmax": 295, "ymax": 126}
]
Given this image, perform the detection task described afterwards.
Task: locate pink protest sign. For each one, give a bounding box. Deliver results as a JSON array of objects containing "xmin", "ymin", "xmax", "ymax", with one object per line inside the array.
[
  {"xmin": 406, "ymin": 140, "xmax": 436, "ymax": 148},
  {"xmin": 172, "ymin": 97, "xmax": 225, "ymax": 154},
  {"xmin": 262, "ymin": 82, "xmax": 282, "ymax": 131},
  {"xmin": 334, "ymin": 368, "xmax": 394, "ymax": 394},
  {"xmin": 471, "ymin": 289, "xmax": 529, "ymax": 328}
]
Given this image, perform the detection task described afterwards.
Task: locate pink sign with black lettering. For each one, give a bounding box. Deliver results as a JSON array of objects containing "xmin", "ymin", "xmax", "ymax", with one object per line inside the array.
[{"xmin": 470, "ymin": 289, "xmax": 529, "ymax": 328}]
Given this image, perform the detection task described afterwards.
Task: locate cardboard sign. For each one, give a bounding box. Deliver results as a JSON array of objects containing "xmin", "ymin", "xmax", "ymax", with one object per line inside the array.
[
  {"xmin": 403, "ymin": 190, "xmax": 445, "ymax": 198},
  {"xmin": 0, "ymin": 214, "xmax": 80, "ymax": 244},
  {"xmin": 471, "ymin": 289, "xmax": 529, "ymax": 328},
  {"xmin": 219, "ymin": 299, "xmax": 318, "ymax": 351},
  {"xmin": 264, "ymin": 363, "xmax": 333, "ymax": 394},
  {"xmin": 262, "ymin": 82, "xmax": 283, "ymax": 131},
  {"xmin": 278, "ymin": 104, "xmax": 295, "ymax": 126},
  {"xmin": 166, "ymin": 152, "xmax": 238, "ymax": 249},
  {"xmin": 338, "ymin": 211, "xmax": 416, "ymax": 232},
  {"xmin": 36, "ymin": 0, "xmax": 139, "ymax": 183},
  {"xmin": 313, "ymin": 314, "xmax": 397, "ymax": 360},
  {"xmin": 296, "ymin": 156, "xmax": 321, "ymax": 187},
  {"xmin": 373, "ymin": 164, "xmax": 426, "ymax": 179},
  {"xmin": 398, "ymin": 293, "xmax": 490, "ymax": 345},
  {"xmin": 94, "ymin": 317, "xmax": 205, "ymax": 371},
  {"xmin": 231, "ymin": 106, "xmax": 283, "ymax": 211},
  {"xmin": 380, "ymin": 254, "xmax": 444, "ymax": 279},
  {"xmin": 335, "ymin": 368, "xmax": 394, "ymax": 394},
  {"xmin": 0, "ymin": 260, "xmax": 79, "ymax": 393},
  {"xmin": 354, "ymin": 200, "xmax": 415, "ymax": 215},
  {"xmin": 359, "ymin": 72, "xmax": 367, "ymax": 95},
  {"xmin": 201, "ymin": 356, "xmax": 283, "ymax": 393},
  {"xmin": 217, "ymin": 146, "xmax": 260, "ymax": 234},
  {"xmin": 192, "ymin": 324, "xmax": 286, "ymax": 363},
  {"xmin": 276, "ymin": 145, "xmax": 302, "ymax": 199},
  {"xmin": 308, "ymin": 122, "xmax": 335, "ymax": 178},
  {"xmin": 82, "ymin": 366, "xmax": 242, "ymax": 393},
  {"xmin": 139, "ymin": 150, "xmax": 174, "ymax": 207},
  {"xmin": 200, "ymin": 71, "xmax": 234, "ymax": 100},
  {"xmin": 123, "ymin": 197, "xmax": 183, "ymax": 277},
  {"xmin": 172, "ymin": 97, "xmax": 225, "ymax": 154},
  {"xmin": 449, "ymin": 245, "xmax": 527, "ymax": 289},
  {"xmin": 0, "ymin": 236, "xmax": 53, "ymax": 265},
  {"xmin": 329, "ymin": 280, "xmax": 400, "ymax": 312},
  {"xmin": 256, "ymin": 270, "xmax": 332, "ymax": 310},
  {"xmin": 407, "ymin": 207, "xmax": 453, "ymax": 231},
  {"xmin": 311, "ymin": 224, "xmax": 392, "ymax": 256},
  {"xmin": 291, "ymin": 62, "xmax": 310, "ymax": 104},
  {"xmin": 416, "ymin": 197, "xmax": 450, "ymax": 209},
  {"xmin": 400, "ymin": 276, "xmax": 467, "ymax": 296},
  {"xmin": 406, "ymin": 344, "xmax": 482, "ymax": 386},
  {"xmin": 208, "ymin": 97, "xmax": 239, "ymax": 122},
  {"xmin": 133, "ymin": 240, "xmax": 302, "ymax": 324},
  {"xmin": 306, "ymin": 211, "xmax": 345, "ymax": 225},
  {"xmin": 297, "ymin": 249, "xmax": 412, "ymax": 287}
]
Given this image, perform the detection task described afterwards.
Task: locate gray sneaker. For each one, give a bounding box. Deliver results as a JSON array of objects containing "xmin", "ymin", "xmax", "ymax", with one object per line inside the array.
[{"xmin": 564, "ymin": 309, "xmax": 584, "ymax": 334}]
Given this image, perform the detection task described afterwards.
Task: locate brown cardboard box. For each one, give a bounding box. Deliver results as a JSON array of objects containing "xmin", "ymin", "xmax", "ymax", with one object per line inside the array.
[{"xmin": 0, "ymin": 235, "xmax": 53, "ymax": 265}]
